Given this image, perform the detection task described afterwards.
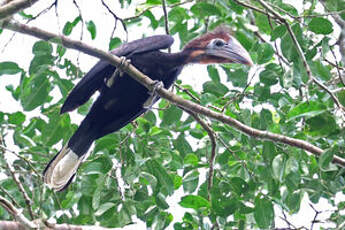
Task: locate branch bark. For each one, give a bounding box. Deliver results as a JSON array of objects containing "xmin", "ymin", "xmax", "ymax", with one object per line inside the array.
[
  {"xmin": 0, "ymin": 0, "xmax": 40, "ymax": 19},
  {"xmin": 2, "ymin": 20, "xmax": 345, "ymax": 167}
]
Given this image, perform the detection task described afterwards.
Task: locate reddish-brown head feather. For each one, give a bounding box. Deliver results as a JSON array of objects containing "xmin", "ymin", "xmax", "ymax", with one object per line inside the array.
[
  {"xmin": 183, "ymin": 25, "xmax": 252, "ymax": 65},
  {"xmin": 183, "ymin": 26, "xmax": 232, "ymax": 50}
]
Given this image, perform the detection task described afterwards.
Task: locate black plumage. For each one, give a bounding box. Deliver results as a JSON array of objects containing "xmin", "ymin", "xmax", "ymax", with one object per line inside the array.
[{"xmin": 43, "ymin": 27, "xmax": 253, "ymax": 191}]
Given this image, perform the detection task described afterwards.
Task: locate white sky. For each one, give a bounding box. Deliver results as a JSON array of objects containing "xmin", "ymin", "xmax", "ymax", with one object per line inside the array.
[{"xmin": 0, "ymin": 0, "xmax": 344, "ymax": 229}]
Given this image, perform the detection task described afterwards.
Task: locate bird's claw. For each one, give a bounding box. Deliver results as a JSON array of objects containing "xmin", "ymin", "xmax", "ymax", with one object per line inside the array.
[
  {"xmin": 143, "ymin": 80, "xmax": 164, "ymax": 109},
  {"xmin": 106, "ymin": 56, "xmax": 131, "ymax": 88}
]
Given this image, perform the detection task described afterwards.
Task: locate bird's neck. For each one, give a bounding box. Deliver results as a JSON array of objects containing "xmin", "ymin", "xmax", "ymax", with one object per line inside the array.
[{"xmin": 162, "ymin": 49, "xmax": 194, "ymax": 68}]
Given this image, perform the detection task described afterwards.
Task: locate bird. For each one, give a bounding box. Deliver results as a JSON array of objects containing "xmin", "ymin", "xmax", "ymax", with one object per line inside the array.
[{"xmin": 43, "ymin": 26, "xmax": 253, "ymax": 191}]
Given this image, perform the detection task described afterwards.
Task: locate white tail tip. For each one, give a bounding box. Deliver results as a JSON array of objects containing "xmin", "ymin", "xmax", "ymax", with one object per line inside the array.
[{"xmin": 44, "ymin": 145, "xmax": 83, "ymax": 191}]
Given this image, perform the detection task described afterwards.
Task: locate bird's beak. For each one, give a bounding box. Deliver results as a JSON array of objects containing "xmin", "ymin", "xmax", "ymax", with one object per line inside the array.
[{"xmin": 206, "ymin": 37, "xmax": 253, "ymax": 66}]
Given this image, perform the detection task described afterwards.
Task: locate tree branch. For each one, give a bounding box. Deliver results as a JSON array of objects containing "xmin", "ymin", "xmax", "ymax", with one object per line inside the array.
[
  {"xmin": 186, "ymin": 111, "xmax": 216, "ymax": 200},
  {"xmin": 0, "ymin": 0, "xmax": 40, "ymax": 19},
  {"xmin": 0, "ymin": 195, "xmax": 36, "ymax": 229},
  {"xmin": 2, "ymin": 20, "xmax": 345, "ymax": 167}
]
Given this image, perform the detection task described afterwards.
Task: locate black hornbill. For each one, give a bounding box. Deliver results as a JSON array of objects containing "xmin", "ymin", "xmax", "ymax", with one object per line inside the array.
[{"xmin": 43, "ymin": 26, "xmax": 253, "ymax": 191}]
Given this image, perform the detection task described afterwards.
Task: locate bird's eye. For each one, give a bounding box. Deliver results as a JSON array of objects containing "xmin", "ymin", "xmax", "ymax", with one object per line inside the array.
[{"xmin": 214, "ymin": 39, "xmax": 225, "ymax": 47}]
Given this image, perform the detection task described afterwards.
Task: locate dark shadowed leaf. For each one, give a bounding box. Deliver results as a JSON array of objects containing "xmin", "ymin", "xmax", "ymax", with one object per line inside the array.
[
  {"xmin": 319, "ymin": 148, "xmax": 335, "ymax": 170},
  {"xmin": 257, "ymin": 43, "xmax": 274, "ymax": 64},
  {"xmin": 254, "ymin": 196, "xmax": 274, "ymax": 228},
  {"xmin": 146, "ymin": 159, "xmax": 174, "ymax": 195}
]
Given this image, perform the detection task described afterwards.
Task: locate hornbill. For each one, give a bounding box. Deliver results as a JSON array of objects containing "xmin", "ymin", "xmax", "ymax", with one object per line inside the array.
[{"xmin": 43, "ymin": 26, "xmax": 253, "ymax": 191}]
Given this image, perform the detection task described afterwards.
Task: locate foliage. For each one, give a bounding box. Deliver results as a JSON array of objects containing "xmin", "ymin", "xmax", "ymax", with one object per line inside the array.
[{"xmin": 0, "ymin": 0, "xmax": 345, "ymax": 229}]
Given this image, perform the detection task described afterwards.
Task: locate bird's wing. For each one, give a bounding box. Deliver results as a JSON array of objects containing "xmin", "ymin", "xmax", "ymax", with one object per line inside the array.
[{"xmin": 60, "ymin": 35, "xmax": 174, "ymax": 114}]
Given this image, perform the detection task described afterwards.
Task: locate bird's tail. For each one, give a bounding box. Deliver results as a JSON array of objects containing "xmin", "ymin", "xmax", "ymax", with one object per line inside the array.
[{"xmin": 43, "ymin": 121, "xmax": 95, "ymax": 191}]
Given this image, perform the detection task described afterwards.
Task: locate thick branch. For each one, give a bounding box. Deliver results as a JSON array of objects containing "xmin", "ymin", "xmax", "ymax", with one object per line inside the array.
[
  {"xmin": 0, "ymin": 195, "xmax": 36, "ymax": 229},
  {"xmin": 2, "ymin": 21, "xmax": 345, "ymax": 167},
  {"xmin": 0, "ymin": 0, "xmax": 39, "ymax": 19}
]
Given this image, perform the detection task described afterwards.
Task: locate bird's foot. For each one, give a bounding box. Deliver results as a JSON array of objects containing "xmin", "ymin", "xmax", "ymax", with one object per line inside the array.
[
  {"xmin": 106, "ymin": 56, "xmax": 131, "ymax": 88},
  {"xmin": 143, "ymin": 80, "xmax": 164, "ymax": 109}
]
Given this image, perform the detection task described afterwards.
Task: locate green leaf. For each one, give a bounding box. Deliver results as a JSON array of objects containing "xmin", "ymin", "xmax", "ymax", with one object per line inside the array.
[
  {"xmin": 306, "ymin": 113, "xmax": 338, "ymax": 136},
  {"xmin": 225, "ymin": 68, "xmax": 248, "ymax": 88},
  {"xmin": 146, "ymin": 159, "xmax": 174, "ymax": 195},
  {"xmin": 0, "ymin": 62, "xmax": 22, "ymax": 76},
  {"xmin": 155, "ymin": 193, "xmax": 169, "ymax": 209},
  {"xmin": 271, "ymin": 25, "xmax": 287, "ymax": 40},
  {"xmin": 254, "ymin": 12, "xmax": 271, "ymax": 34},
  {"xmin": 143, "ymin": 10, "xmax": 158, "ymax": 29},
  {"xmin": 287, "ymin": 101, "xmax": 326, "ymax": 121},
  {"xmin": 272, "ymin": 154, "xmax": 284, "ymax": 182},
  {"xmin": 173, "ymin": 134, "xmax": 192, "ymax": 158},
  {"xmin": 20, "ymin": 72, "xmax": 52, "ymax": 111},
  {"xmin": 86, "ymin": 20, "xmax": 97, "ymax": 40},
  {"xmin": 190, "ymin": 2, "xmax": 221, "ymax": 18},
  {"xmin": 184, "ymin": 153, "xmax": 199, "ymax": 166},
  {"xmin": 309, "ymin": 60, "xmax": 332, "ymax": 81},
  {"xmin": 259, "ymin": 63, "xmax": 281, "ymax": 86},
  {"xmin": 183, "ymin": 170, "xmax": 199, "ymax": 193},
  {"xmin": 281, "ymin": 31, "xmax": 299, "ymax": 62},
  {"xmin": 308, "ymin": 18, "xmax": 333, "ymax": 35},
  {"xmin": 179, "ymin": 195, "xmax": 210, "ymax": 210},
  {"xmin": 8, "ymin": 112, "xmax": 25, "ymax": 126},
  {"xmin": 172, "ymin": 174, "xmax": 182, "ymax": 189},
  {"xmin": 83, "ymin": 155, "xmax": 112, "ymax": 175},
  {"xmin": 257, "ymin": 43, "xmax": 274, "ymax": 64},
  {"xmin": 41, "ymin": 112, "xmax": 71, "ymax": 146},
  {"xmin": 254, "ymin": 196, "xmax": 274, "ymax": 228},
  {"xmin": 161, "ymin": 105, "xmax": 182, "ymax": 127},
  {"xmin": 319, "ymin": 148, "xmax": 335, "ymax": 170},
  {"xmin": 168, "ymin": 7, "xmax": 189, "ymax": 23},
  {"xmin": 33, "ymin": 40, "xmax": 53, "ymax": 56},
  {"xmin": 95, "ymin": 202, "xmax": 116, "ymax": 216},
  {"xmin": 109, "ymin": 37, "xmax": 122, "ymax": 51},
  {"xmin": 254, "ymin": 84, "xmax": 270, "ymax": 101},
  {"xmin": 284, "ymin": 191, "xmax": 302, "ymax": 213},
  {"xmin": 63, "ymin": 16, "xmax": 81, "ymax": 35},
  {"xmin": 203, "ymin": 81, "xmax": 229, "ymax": 96},
  {"xmin": 207, "ymin": 66, "xmax": 220, "ymax": 82},
  {"xmin": 229, "ymin": 177, "xmax": 248, "ymax": 196}
]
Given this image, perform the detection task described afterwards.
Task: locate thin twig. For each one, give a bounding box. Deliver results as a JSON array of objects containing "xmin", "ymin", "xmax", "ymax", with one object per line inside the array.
[
  {"xmin": 161, "ymin": 0, "xmax": 170, "ymax": 53},
  {"xmin": 310, "ymin": 203, "xmax": 321, "ymax": 230},
  {"xmin": 0, "ymin": 186, "xmax": 20, "ymax": 208},
  {"xmin": 0, "ymin": 144, "xmax": 41, "ymax": 177},
  {"xmin": 174, "ymin": 83, "xmax": 222, "ymax": 112},
  {"xmin": 184, "ymin": 110, "xmax": 218, "ymax": 229},
  {"xmin": 329, "ymin": 45, "xmax": 345, "ymax": 87},
  {"xmin": 100, "ymin": 0, "xmax": 128, "ymax": 42},
  {"xmin": 72, "ymin": 0, "xmax": 83, "ymax": 78},
  {"xmin": 2, "ymin": 154, "xmax": 35, "ymax": 220},
  {"xmin": 232, "ymin": 0, "xmax": 277, "ymax": 19},
  {"xmin": 26, "ymin": 0, "xmax": 57, "ymax": 23},
  {"xmin": 186, "ymin": 111, "xmax": 216, "ymax": 200}
]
